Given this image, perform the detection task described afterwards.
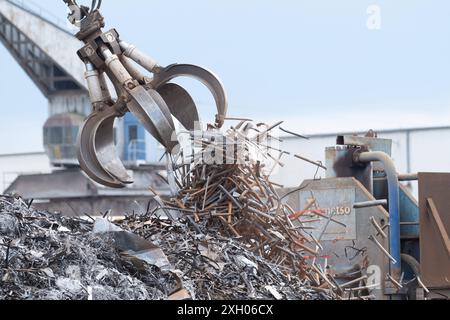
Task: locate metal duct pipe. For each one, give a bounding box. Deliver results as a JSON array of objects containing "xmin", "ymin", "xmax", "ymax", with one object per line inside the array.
[
  {"xmin": 353, "ymin": 199, "xmax": 388, "ymax": 209},
  {"xmin": 398, "ymin": 173, "xmax": 418, "ymax": 182},
  {"xmin": 355, "ymin": 151, "xmax": 401, "ymax": 278}
]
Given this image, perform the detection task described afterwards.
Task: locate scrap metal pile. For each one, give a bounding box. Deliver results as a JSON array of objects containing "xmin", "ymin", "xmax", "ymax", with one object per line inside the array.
[
  {"xmin": 0, "ymin": 119, "xmax": 370, "ymax": 300},
  {"xmin": 0, "ymin": 192, "xmax": 325, "ymax": 300},
  {"xmin": 117, "ymin": 214, "xmax": 322, "ymax": 300},
  {"xmin": 159, "ymin": 122, "xmax": 320, "ymax": 273},
  {"xmin": 0, "ymin": 195, "xmax": 181, "ymax": 300},
  {"xmin": 140, "ymin": 120, "xmax": 349, "ymax": 299}
]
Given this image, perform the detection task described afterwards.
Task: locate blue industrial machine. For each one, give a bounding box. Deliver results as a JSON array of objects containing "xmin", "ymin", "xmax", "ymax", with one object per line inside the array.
[{"xmin": 284, "ymin": 132, "xmax": 450, "ymax": 300}]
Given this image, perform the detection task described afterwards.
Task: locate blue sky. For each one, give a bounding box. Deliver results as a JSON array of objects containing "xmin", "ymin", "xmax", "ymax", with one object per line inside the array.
[{"xmin": 1, "ymin": 0, "xmax": 450, "ymax": 153}]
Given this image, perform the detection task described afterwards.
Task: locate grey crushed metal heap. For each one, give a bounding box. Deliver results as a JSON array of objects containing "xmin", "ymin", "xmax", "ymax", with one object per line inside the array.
[
  {"xmin": 0, "ymin": 195, "xmax": 179, "ymax": 300},
  {"xmin": 0, "ymin": 194, "xmax": 327, "ymax": 300},
  {"xmin": 117, "ymin": 214, "xmax": 324, "ymax": 300}
]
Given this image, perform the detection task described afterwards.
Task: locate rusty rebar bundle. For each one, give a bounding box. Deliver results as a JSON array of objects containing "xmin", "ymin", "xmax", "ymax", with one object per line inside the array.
[{"xmin": 148, "ymin": 121, "xmax": 356, "ymax": 299}]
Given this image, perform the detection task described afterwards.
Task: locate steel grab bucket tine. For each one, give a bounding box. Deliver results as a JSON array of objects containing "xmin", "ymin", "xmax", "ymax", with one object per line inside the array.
[
  {"xmin": 94, "ymin": 114, "xmax": 134, "ymax": 185},
  {"xmin": 152, "ymin": 64, "xmax": 228, "ymax": 127},
  {"xmin": 77, "ymin": 112, "xmax": 129, "ymax": 188},
  {"xmin": 127, "ymin": 86, "xmax": 180, "ymax": 152},
  {"xmin": 157, "ymin": 83, "xmax": 200, "ymax": 131}
]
